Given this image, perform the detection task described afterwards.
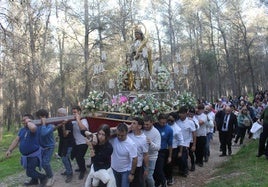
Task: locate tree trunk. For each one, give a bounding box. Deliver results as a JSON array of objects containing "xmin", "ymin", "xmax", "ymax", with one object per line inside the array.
[
  {"xmin": 208, "ymin": 3, "xmax": 220, "ymax": 100},
  {"xmin": 97, "ymin": 1, "xmax": 104, "ymax": 63},
  {"xmin": 189, "ymin": 26, "xmax": 200, "ymax": 96},
  {"xmin": 0, "ymin": 65, "xmax": 3, "ymax": 139},
  {"xmin": 155, "ymin": 23, "xmax": 162, "ymax": 63},
  {"xmin": 168, "ymin": 0, "xmax": 177, "ymax": 91},
  {"xmin": 217, "ymin": 16, "xmax": 238, "ymax": 96},
  {"xmin": 222, "ymin": 32, "xmax": 238, "ymax": 96},
  {"xmin": 26, "ymin": 2, "xmax": 37, "ymax": 113},
  {"xmin": 84, "ymin": 0, "xmax": 90, "ymax": 97},
  {"xmin": 59, "ymin": 32, "xmax": 66, "ymax": 106},
  {"xmin": 196, "ymin": 12, "xmax": 206, "ymax": 99}
]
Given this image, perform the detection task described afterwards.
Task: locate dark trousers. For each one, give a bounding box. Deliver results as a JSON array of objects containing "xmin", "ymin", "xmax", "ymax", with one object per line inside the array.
[
  {"xmin": 130, "ymin": 166, "xmax": 144, "ymax": 187},
  {"xmin": 153, "ymin": 149, "xmax": 168, "ymax": 186},
  {"xmin": 219, "ymin": 131, "xmax": 232, "ymax": 155},
  {"xmin": 235, "ymin": 127, "xmax": 247, "ymax": 144},
  {"xmin": 165, "ymin": 148, "xmax": 179, "ymax": 180},
  {"xmin": 188, "ymin": 143, "xmax": 195, "ymax": 167},
  {"xmin": 258, "ymin": 124, "xmax": 268, "ymax": 156},
  {"xmin": 195, "ymin": 136, "xmax": 206, "ymax": 164},
  {"xmin": 26, "ymin": 156, "xmax": 46, "ymax": 181},
  {"xmin": 178, "ymin": 147, "xmax": 188, "ymax": 174},
  {"xmin": 73, "ymin": 144, "xmax": 88, "ymax": 172}
]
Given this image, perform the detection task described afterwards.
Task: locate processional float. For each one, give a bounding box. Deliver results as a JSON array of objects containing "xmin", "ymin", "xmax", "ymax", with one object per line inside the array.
[
  {"xmin": 31, "ymin": 111, "xmax": 132, "ymax": 133},
  {"xmin": 35, "ymin": 23, "xmax": 174, "ymax": 132}
]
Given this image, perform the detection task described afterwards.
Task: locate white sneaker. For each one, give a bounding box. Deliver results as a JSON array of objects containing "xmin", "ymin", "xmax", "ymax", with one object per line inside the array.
[{"xmin": 46, "ymin": 177, "xmax": 55, "ymax": 187}]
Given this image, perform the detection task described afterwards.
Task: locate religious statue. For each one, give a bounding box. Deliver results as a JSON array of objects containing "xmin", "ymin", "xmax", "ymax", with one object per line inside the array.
[{"xmin": 126, "ymin": 24, "xmax": 152, "ymax": 91}]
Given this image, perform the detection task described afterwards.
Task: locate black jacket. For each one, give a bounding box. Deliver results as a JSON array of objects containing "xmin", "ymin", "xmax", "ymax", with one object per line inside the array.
[{"xmin": 216, "ymin": 111, "xmax": 237, "ymax": 134}]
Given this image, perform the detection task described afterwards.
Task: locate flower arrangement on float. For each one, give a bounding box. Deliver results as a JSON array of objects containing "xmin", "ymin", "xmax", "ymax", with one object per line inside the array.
[
  {"xmin": 174, "ymin": 91, "xmax": 197, "ymax": 109},
  {"xmin": 81, "ymin": 90, "xmax": 197, "ymax": 118},
  {"xmin": 108, "ymin": 95, "xmax": 132, "ymax": 114},
  {"xmin": 129, "ymin": 94, "xmax": 160, "ymax": 117},
  {"xmin": 158, "ymin": 101, "xmax": 173, "ymax": 114},
  {"xmin": 81, "ymin": 90, "xmax": 109, "ymax": 113}
]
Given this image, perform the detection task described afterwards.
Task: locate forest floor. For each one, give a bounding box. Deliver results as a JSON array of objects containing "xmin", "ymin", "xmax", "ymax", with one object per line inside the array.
[{"xmin": 0, "ymin": 133, "xmax": 243, "ymax": 187}]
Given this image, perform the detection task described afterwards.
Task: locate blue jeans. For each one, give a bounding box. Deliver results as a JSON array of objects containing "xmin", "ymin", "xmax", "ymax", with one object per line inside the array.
[
  {"xmin": 112, "ymin": 169, "xmax": 130, "ymax": 187},
  {"xmin": 145, "ymin": 159, "xmax": 156, "ymax": 187},
  {"xmin": 42, "ymin": 147, "xmax": 54, "ymax": 178},
  {"xmin": 205, "ymin": 133, "xmax": 213, "ymax": 158},
  {"xmin": 26, "ymin": 156, "xmax": 46, "ymax": 180},
  {"xmin": 61, "ymin": 147, "xmax": 73, "ymax": 175}
]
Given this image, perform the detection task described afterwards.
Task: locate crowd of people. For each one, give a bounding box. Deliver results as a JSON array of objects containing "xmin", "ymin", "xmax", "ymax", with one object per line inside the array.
[
  {"xmin": 5, "ymin": 90, "xmax": 268, "ymax": 187},
  {"xmin": 5, "ymin": 106, "xmax": 89, "ymax": 187}
]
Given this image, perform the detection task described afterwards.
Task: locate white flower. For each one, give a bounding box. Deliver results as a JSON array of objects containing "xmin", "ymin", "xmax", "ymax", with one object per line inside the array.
[
  {"xmin": 143, "ymin": 105, "xmax": 149, "ymax": 111},
  {"xmin": 81, "ymin": 90, "xmax": 109, "ymax": 112}
]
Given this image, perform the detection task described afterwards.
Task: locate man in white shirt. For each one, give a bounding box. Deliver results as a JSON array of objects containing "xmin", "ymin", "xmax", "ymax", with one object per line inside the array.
[
  {"xmin": 187, "ymin": 107, "xmax": 199, "ymax": 171},
  {"xmin": 166, "ymin": 112, "xmax": 184, "ymax": 184},
  {"xmin": 195, "ymin": 104, "xmax": 208, "ymax": 167},
  {"xmin": 128, "ymin": 117, "xmax": 149, "ymax": 187},
  {"xmin": 177, "ymin": 106, "xmax": 196, "ymax": 176},
  {"xmin": 143, "ymin": 115, "xmax": 161, "ymax": 187},
  {"xmin": 71, "ymin": 106, "xmax": 89, "ymax": 180},
  {"xmin": 110, "ymin": 123, "xmax": 138, "ymax": 187},
  {"xmin": 204, "ymin": 105, "xmax": 215, "ymax": 162}
]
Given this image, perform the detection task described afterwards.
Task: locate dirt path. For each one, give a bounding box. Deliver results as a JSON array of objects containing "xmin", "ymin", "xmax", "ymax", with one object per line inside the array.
[
  {"xmin": 0, "ymin": 133, "xmax": 242, "ymax": 187},
  {"xmin": 173, "ymin": 133, "xmax": 242, "ymax": 187}
]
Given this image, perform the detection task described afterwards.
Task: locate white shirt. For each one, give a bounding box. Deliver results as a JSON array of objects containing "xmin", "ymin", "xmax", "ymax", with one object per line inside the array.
[
  {"xmin": 110, "ymin": 136, "xmax": 137, "ymax": 172},
  {"xmin": 195, "ymin": 113, "xmax": 208, "ymax": 136},
  {"xmin": 169, "ymin": 123, "xmax": 184, "ymax": 148},
  {"xmin": 72, "ymin": 118, "xmax": 89, "ymax": 145},
  {"xmin": 222, "ymin": 114, "xmax": 230, "ymax": 131},
  {"xmin": 143, "ymin": 126, "xmax": 161, "ymax": 160},
  {"xmin": 215, "ymin": 103, "xmax": 222, "ymax": 112},
  {"xmin": 206, "ymin": 112, "xmax": 215, "ymax": 133},
  {"xmin": 191, "ymin": 116, "xmax": 200, "ymax": 130},
  {"xmin": 128, "ymin": 132, "xmax": 148, "ymax": 167},
  {"xmin": 176, "ymin": 118, "xmax": 196, "ymax": 147},
  {"xmin": 187, "ymin": 116, "xmax": 199, "ymax": 142}
]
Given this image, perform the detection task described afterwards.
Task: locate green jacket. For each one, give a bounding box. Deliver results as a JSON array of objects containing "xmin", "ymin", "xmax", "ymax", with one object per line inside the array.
[{"xmin": 260, "ymin": 107, "xmax": 268, "ymax": 125}]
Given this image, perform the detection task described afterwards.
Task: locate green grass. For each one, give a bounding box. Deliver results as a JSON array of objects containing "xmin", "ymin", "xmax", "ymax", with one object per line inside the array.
[
  {"xmin": 206, "ymin": 140, "xmax": 268, "ymax": 187},
  {"xmin": 0, "ymin": 128, "xmax": 23, "ymax": 179}
]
